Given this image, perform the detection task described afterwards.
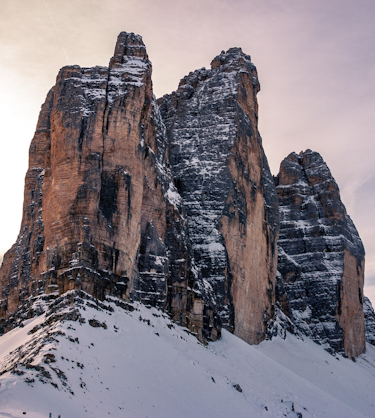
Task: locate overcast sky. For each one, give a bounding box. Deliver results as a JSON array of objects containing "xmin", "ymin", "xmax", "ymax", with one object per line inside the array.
[{"xmin": 1, "ymin": 0, "xmax": 374, "ymax": 304}]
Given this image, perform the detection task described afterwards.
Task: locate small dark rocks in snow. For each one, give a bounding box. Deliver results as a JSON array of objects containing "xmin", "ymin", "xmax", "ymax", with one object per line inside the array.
[{"xmin": 89, "ymin": 319, "xmax": 107, "ymax": 329}]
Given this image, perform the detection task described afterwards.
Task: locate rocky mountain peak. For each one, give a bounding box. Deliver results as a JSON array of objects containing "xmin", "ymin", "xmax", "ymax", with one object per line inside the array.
[
  {"xmin": 109, "ymin": 31, "xmax": 149, "ymax": 66},
  {"xmin": 210, "ymin": 47, "xmax": 259, "ymax": 92},
  {"xmin": 158, "ymin": 46, "xmax": 278, "ymax": 345},
  {"xmin": 172, "ymin": 47, "xmax": 260, "ymax": 100},
  {"xmin": 275, "ymin": 149, "xmax": 365, "ymax": 357},
  {"xmin": 277, "ymin": 149, "xmax": 332, "ymax": 187},
  {"xmin": 211, "ymin": 47, "xmax": 248, "ymax": 68}
]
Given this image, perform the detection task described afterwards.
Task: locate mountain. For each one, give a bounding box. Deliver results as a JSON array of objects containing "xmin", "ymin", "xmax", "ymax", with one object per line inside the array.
[
  {"xmin": 1, "ymin": 28, "xmax": 375, "ymax": 417},
  {"xmin": 0, "ymin": 32, "xmax": 279, "ymax": 346},
  {"xmin": 0, "ymin": 28, "xmax": 373, "ymax": 398},
  {"xmin": 274, "ymin": 150, "xmax": 366, "ymax": 358},
  {"xmin": 158, "ymin": 47, "xmax": 279, "ymax": 344},
  {"xmin": 0, "ymin": 33, "xmax": 203, "ymax": 340}
]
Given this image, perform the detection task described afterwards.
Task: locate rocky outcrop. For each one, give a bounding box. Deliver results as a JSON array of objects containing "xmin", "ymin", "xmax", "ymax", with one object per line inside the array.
[
  {"xmin": 275, "ymin": 150, "xmax": 365, "ymax": 357},
  {"xmin": 0, "ymin": 37, "xmax": 279, "ymax": 346},
  {"xmin": 0, "ymin": 33, "xmax": 209, "ymax": 340},
  {"xmin": 364, "ymin": 296, "xmax": 375, "ymax": 346},
  {"xmin": 158, "ymin": 48, "xmax": 279, "ymax": 344}
]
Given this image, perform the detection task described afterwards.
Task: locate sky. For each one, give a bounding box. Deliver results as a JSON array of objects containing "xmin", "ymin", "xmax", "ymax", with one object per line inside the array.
[{"xmin": 0, "ymin": 0, "xmax": 374, "ymax": 304}]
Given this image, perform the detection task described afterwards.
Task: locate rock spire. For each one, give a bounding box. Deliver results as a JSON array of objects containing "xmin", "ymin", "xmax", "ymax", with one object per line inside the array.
[
  {"xmin": 275, "ymin": 150, "xmax": 365, "ymax": 357},
  {"xmin": 158, "ymin": 47, "xmax": 279, "ymax": 344},
  {"xmin": 0, "ymin": 32, "xmax": 207, "ymax": 339}
]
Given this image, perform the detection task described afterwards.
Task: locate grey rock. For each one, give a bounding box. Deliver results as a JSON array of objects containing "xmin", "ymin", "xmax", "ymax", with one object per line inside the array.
[
  {"xmin": 364, "ymin": 296, "xmax": 375, "ymax": 346},
  {"xmin": 275, "ymin": 150, "xmax": 365, "ymax": 357},
  {"xmin": 159, "ymin": 47, "xmax": 279, "ymax": 344}
]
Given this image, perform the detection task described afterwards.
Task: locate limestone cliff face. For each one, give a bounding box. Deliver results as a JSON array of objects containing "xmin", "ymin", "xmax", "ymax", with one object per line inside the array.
[
  {"xmin": 275, "ymin": 150, "xmax": 365, "ymax": 357},
  {"xmin": 158, "ymin": 48, "xmax": 279, "ymax": 344},
  {"xmin": 0, "ymin": 33, "xmax": 202, "ymax": 338}
]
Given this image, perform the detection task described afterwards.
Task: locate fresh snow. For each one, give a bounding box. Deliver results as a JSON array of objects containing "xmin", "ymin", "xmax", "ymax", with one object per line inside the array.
[
  {"xmin": 164, "ymin": 187, "xmax": 182, "ymax": 209},
  {"xmin": 0, "ymin": 292, "xmax": 374, "ymax": 418}
]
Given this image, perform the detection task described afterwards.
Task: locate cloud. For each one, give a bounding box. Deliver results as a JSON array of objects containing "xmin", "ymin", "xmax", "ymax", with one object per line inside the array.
[{"xmin": 341, "ymin": 172, "xmax": 375, "ymax": 217}]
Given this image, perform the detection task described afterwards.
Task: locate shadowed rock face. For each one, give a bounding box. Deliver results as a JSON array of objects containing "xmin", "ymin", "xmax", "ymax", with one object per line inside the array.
[
  {"xmin": 158, "ymin": 48, "xmax": 279, "ymax": 344},
  {"xmin": 275, "ymin": 150, "xmax": 365, "ymax": 357}
]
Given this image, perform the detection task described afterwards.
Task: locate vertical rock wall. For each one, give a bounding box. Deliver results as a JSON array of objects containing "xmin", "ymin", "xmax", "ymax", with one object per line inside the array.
[
  {"xmin": 275, "ymin": 150, "xmax": 365, "ymax": 357},
  {"xmin": 0, "ymin": 33, "xmax": 202, "ymax": 338},
  {"xmin": 0, "ymin": 33, "xmax": 154, "ymax": 306},
  {"xmin": 158, "ymin": 48, "xmax": 279, "ymax": 344}
]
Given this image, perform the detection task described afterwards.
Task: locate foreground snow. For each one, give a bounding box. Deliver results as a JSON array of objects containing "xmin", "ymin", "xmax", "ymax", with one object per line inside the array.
[{"xmin": 0, "ymin": 292, "xmax": 374, "ymax": 418}]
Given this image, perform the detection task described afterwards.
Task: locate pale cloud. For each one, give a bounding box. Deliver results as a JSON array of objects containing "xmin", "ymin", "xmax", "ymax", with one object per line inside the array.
[{"xmin": 341, "ymin": 173, "xmax": 374, "ymax": 217}]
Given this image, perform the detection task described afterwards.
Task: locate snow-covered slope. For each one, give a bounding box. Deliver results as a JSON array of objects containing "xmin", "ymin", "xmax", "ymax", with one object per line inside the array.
[{"xmin": 0, "ymin": 291, "xmax": 374, "ymax": 418}]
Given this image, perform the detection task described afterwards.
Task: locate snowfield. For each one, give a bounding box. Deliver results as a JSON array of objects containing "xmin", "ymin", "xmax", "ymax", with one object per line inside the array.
[{"xmin": 0, "ymin": 291, "xmax": 374, "ymax": 418}]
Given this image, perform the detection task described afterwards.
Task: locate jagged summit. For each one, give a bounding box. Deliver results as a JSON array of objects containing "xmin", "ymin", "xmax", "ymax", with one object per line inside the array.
[
  {"xmin": 211, "ymin": 47, "xmax": 252, "ymax": 68},
  {"xmin": 210, "ymin": 47, "xmax": 259, "ymax": 86},
  {"xmin": 278, "ymin": 150, "xmax": 339, "ymax": 190},
  {"xmin": 110, "ymin": 32, "xmax": 149, "ymax": 64},
  {"xmin": 168, "ymin": 46, "xmax": 260, "ymax": 108}
]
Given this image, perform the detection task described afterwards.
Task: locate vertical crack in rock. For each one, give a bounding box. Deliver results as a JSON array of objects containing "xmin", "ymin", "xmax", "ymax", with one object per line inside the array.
[{"xmin": 275, "ymin": 149, "xmax": 365, "ymax": 357}]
